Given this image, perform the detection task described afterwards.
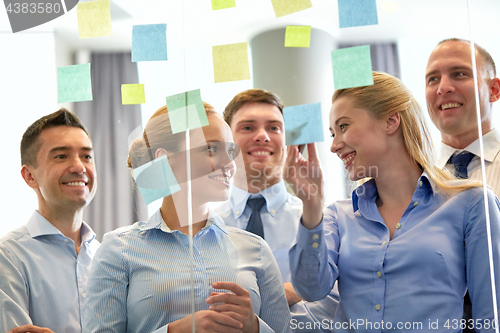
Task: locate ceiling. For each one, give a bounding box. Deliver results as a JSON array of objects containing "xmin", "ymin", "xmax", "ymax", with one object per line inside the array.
[{"xmin": 2, "ymin": 0, "xmax": 499, "ymax": 52}]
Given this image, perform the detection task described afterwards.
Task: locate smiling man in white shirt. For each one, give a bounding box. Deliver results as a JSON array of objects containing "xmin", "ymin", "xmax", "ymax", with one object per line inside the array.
[
  {"xmin": 0, "ymin": 109, "xmax": 100, "ymax": 333},
  {"xmin": 425, "ymin": 38, "xmax": 500, "ymax": 333}
]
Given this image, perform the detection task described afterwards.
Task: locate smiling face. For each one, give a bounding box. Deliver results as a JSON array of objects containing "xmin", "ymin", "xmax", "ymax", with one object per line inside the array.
[
  {"xmin": 329, "ymin": 97, "xmax": 388, "ymax": 181},
  {"xmin": 22, "ymin": 126, "xmax": 96, "ymax": 218},
  {"xmin": 167, "ymin": 113, "xmax": 237, "ymax": 203},
  {"xmin": 425, "ymin": 40, "xmax": 494, "ymax": 148},
  {"xmin": 229, "ymin": 102, "xmax": 286, "ymax": 191}
]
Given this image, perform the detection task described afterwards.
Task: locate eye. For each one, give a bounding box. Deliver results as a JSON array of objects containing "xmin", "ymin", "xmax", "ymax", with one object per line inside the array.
[
  {"xmin": 54, "ymin": 154, "xmax": 67, "ymax": 159},
  {"xmin": 83, "ymin": 154, "xmax": 93, "ymax": 160},
  {"xmin": 227, "ymin": 147, "xmax": 234, "ymax": 160},
  {"xmin": 269, "ymin": 126, "xmax": 281, "ymax": 133},
  {"xmin": 339, "ymin": 123, "xmax": 348, "ymax": 131},
  {"xmin": 427, "ymin": 76, "xmax": 439, "ymax": 85},
  {"xmin": 241, "ymin": 126, "xmax": 252, "ymax": 131}
]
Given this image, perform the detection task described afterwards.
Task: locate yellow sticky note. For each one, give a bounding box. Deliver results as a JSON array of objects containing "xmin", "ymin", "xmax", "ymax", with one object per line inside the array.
[
  {"xmin": 271, "ymin": 0, "xmax": 312, "ymax": 18},
  {"xmin": 77, "ymin": 0, "xmax": 112, "ymax": 39},
  {"xmin": 212, "ymin": 42, "xmax": 251, "ymax": 83},
  {"xmin": 212, "ymin": 0, "xmax": 236, "ymax": 10},
  {"xmin": 121, "ymin": 84, "xmax": 145, "ymax": 105},
  {"xmin": 285, "ymin": 26, "xmax": 311, "ymax": 47}
]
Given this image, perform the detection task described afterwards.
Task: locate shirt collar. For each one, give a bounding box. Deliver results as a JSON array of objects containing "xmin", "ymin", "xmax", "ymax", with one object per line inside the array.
[
  {"xmin": 352, "ymin": 172, "xmax": 434, "ymax": 212},
  {"xmin": 26, "ymin": 211, "xmax": 96, "ymax": 244},
  {"xmin": 143, "ymin": 208, "xmax": 229, "ymax": 235},
  {"xmin": 230, "ymin": 180, "xmax": 289, "ymax": 218},
  {"xmin": 438, "ymin": 129, "xmax": 500, "ymax": 167}
]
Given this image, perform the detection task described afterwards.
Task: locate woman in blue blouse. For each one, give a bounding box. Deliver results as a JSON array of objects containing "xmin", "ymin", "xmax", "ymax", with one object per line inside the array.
[
  {"xmin": 83, "ymin": 103, "xmax": 291, "ymax": 333},
  {"xmin": 287, "ymin": 72, "xmax": 500, "ymax": 332}
]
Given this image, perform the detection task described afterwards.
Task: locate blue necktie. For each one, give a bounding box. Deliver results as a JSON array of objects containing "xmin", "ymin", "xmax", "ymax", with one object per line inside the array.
[
  {"xmin": 245, "ymin": 197, "xmax": 266, "ymax": 239},
  {"xmin": 450, "ymin": 151, "xmax": 475, "ymax": 179}
]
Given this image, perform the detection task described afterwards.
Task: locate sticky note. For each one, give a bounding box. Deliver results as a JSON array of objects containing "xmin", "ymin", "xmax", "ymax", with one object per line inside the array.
[
  {"xmin": 121, "ymin": 84, "xmax": 145, "ymax": 105},
  {"xmin": 133, "ymin": 155, "xmax": 180, "ymax": 205},
  {"xmin": 57, "ymin": 63, "xmax": 93, "ymax": 103},
  {"xmin": 212, "ymin": 0, "xmax": 236, "ymax": 10},
  {"xmin": 212, "ymin": 42, "xmax": 251, "ymax": 83},
  {"xmin": 77, "ymin": 0, "xmax": 112, "ymax": 39},
  {"xmin": 166, "ymin": 89, "xmax": 209, "ymax": 134},
  {"xmin": 332, "ymin": 45, "xmax": 373, "ymax": 89},
  {"xmin": 338, "ymin": 0, "xmax": 378, "ymax": 28},
  {"xmin": 285, "ymin": 26, "xmax": 311, "ymax": 48},
  {"xmin": 132, "ymin": 24, "xmax": 168, "ymax": 62},
  {"xmin": 284, "ymin": 103, "xmax": 324, "ymax": 145},
  {"xmin": 271, "ymin": 0, "xmax": 312, "ymax": 18}
]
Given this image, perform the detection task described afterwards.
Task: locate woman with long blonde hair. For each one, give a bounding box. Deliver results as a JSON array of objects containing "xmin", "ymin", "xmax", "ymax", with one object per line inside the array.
[{"xmin": 287, "ymin": 72, "xmax": 500, "ymax": 332}]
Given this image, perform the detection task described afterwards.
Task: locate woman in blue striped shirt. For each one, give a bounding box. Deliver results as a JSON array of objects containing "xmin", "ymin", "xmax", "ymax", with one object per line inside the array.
[{"xmin": 83, "ymin": 103, "xmax": 291, "ymax": 333}]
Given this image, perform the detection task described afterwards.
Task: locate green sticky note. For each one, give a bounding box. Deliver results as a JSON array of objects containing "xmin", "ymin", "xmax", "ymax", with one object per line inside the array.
[
  {"xmin": 57, "ymin": 63, "xmax": 93, "ymax": 103},
  {"xmin": 332, "ymin": 45, "xmax": 373, "ymax": 89},
  {"xmin": 211, "ymin": 0, "xmax": 236, "ymax": 10},
  {"xmin": 133, "ymin": 155, "xmax": 180, "ymax": 205},
  {"xmin": 121, "ymin": 84, "xmax": 145, "ymax": 105},
  {"xmin": 284, "ymin": 26, "xmax": 311, "ymax": 48},
  {"xmin": 271, "ymin": 0, "xmax": 312, "ymax": 18},
  {"xmin": 166, "ymin": 89, "xmax": 209, "ymax": 134},
  {"xmin": 77, "ymin": 0, "xmax": 112, "ymax": 39},
  {"xmin": 212, "ymin": 42, "xmax": 251, "ymax": 83}
]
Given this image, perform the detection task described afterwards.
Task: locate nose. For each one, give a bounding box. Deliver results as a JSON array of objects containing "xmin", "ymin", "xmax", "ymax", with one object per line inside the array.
[
  {"xmin": 437, "ymin": 75, "xmax": 455, "ymax": 95},
  {"xmin": 253, "ymin": 128, "xmax": 270, "ymax": 142},
  {"xmin": 69, "ymin": 156, "xmax": 87, "ymax": 174},
  {"xmin": 330, "ymin": 135, "xmax": 343, "ymax": 154}
]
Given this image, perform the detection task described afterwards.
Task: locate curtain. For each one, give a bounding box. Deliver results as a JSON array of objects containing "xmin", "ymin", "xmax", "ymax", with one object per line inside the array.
[
  {"xmin": 338, "ymin": 43, "xmax": 401, "ymax": 197},
  {"xmin": 75, "ymin": 52, "xmax": 147, "ymax": 241}
]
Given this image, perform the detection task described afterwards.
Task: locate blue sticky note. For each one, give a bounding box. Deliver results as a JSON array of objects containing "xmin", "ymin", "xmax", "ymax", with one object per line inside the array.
[
  {"xmin": 132, "ymin": 24, "xmax": 168, "ymax": 62},
  {"xmin": 166, "ymin": 89, "xmax": 209, "ymax": 134},
  {"xmin": 133, "ymin": 155, "xmax": 180, "ymax": 205},
  {"xmin": 284, "ymin": 103, "xmax": 324, "ymax": 146},
  {"xmin": 338, "ymin": 0, "xmax": 378, "ymax": 28},
  {"xmin": 57, "ymin": 63, "xmax": 93, "ymax": 103},
  {"xmin": 332, "ymin": 45, "xmax": 374, "ymax": 89}
]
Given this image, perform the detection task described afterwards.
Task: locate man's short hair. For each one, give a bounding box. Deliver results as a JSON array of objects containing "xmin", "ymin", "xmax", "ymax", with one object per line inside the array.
[
  {"xmin": 223, "ymin": 89, "xmax": 284, "ymax": 126},
  {"xmin": 21, "ymin": 108, "xmax": 89, "ymax": 167},
  {"xmin": 438, "ymin": 38, "xmax": 497, "ymax": 77}
]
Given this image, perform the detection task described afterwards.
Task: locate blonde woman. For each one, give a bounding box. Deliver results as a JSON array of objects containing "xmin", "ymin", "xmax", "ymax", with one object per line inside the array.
[
  {"xmin": 83, "ymin": 103, "xmax": 291, "ymax": 333},
  {"xmin": 287, "ymin": 72, "xmax": 500, "ymax": 332}
]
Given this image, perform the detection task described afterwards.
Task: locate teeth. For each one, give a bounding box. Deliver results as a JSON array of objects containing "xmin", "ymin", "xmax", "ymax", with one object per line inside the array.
[
  {"xmin": 66, "ymin": 182, "xmax": 86, "ymax": 186},
  {"xmin": 210, "ymin": 176, "xmax": 229, "ymax": 184},
  {"xmin": 342, "ymin": 154, "xmax": 355, "ymax": 165},
  {"xmin": 441, "ymin": 103, "xmax": 461, "ymax": 110},
  {"xmin": 251, "ymin": 151, "xmax": 271, "ymax": 156}
]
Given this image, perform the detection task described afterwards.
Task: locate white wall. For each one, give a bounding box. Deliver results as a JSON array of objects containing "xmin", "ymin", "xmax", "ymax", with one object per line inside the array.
[{"xmin": 0, "ymin": 32, "xmax": 58, "ymax": 236}]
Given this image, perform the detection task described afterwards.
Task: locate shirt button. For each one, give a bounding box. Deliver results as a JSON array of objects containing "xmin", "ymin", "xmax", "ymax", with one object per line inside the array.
[
  {"xmin": 377, "ymin": 271, "xmax": 382, "ymax": 278},
  {"xmin": 413, "ymin": 201, "xmax": 419, "ymax": 206},
  {"xmin": 236, "ymin": 211, "xmax": 240, "ymax": 215},
  {"xmin": 419, "ymin": 181, "xmax": 423, "ymax": 187},
  {"xmin": 271, "ymin": 209, "xmax": 275, "ymax": 214},
  {"xmin": 82, "ymin": 293, "xmax": 86, "ymax": 297},
  {"xmin": 312, "ymin": 234, "xmax": 319, "ymax": 240},
  {"xmin": 382, "ymin": 241, "xmax": 387, "ymax": 246},
  {"xmin": 375, "ymin": 304, "xmax": 381, "ymax": 311},
  {"xmin": 312, "ymin": 242, "xmax": 319, "ymax": 248},
  {"xmin": 396, "ymin": 223, "xmax": 401, "ymax": 229}
]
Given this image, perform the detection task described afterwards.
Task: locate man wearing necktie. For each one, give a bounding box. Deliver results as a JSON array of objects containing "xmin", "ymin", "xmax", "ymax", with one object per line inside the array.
[
  {"xmin": 215, "ymin": 89, "xmax": 339, "ymax": 332},
  {"xmin": 426, "ymin": 38, "xmax": 500, "ymax": 333}
]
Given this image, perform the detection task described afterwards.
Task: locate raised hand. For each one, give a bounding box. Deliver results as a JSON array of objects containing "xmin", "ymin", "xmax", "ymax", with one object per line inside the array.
[
  {"xmin": 8, "ymin": 325, "xmax": 55, "ymax": 333},
  {"xmin": 284, "ymin": 143, "xmax": 324, "ymax": 229}
]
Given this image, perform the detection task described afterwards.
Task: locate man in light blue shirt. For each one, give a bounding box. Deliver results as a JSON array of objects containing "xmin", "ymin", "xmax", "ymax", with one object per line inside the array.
[
  {"xmin": 216, "ymin": 89, "xmax": 339, "ymax": 332},
  {"xmin": 0, "ymin": 109, "xmax": 100, "ymax": 333}
]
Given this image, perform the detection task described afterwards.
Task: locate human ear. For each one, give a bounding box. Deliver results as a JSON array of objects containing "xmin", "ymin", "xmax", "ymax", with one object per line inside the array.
[
  {"xmin": 155, "ymin": 148, "xmax": 168, "ymax": 159},
  {"xmin": 489, "ymin": 77, "xmax": 500, "ymax": 103},
  {"xmin": 21, "ymin": 165, "xmax": 38, "ymax": 189},
  {"xmin": 386, "ymin": 112, "xmax": 401, "ymax": 135}
]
